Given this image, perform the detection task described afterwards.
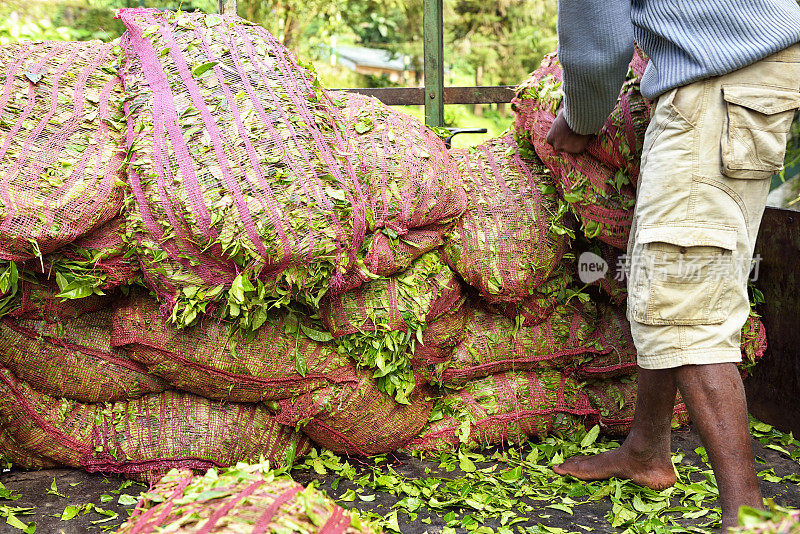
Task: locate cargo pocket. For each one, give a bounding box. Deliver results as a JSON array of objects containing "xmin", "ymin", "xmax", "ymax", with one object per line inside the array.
[
  {"xmin": 721, "ymin": 84, "xmax": 800, "ymax": 179},
  {"xmin": 631, "ymin": 225, "xmax": 737, "ymax": 326}
]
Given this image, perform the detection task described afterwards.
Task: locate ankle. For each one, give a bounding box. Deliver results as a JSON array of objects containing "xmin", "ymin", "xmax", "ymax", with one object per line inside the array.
[{"xmin": 621, "ymin": 430, "xmax": 671, "ymax": 462}]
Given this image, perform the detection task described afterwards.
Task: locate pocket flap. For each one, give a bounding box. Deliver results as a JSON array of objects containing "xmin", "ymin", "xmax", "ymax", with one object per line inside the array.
[
  {"xmin": 638, "ymin": 224, "xmax": 737, "ymax": 250},
  {"xmin": 722, "ymin": 84, "xmax": 800, "ymax": 114}
]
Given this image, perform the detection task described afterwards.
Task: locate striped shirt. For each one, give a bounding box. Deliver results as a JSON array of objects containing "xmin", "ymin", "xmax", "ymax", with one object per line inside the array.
[{"xmin": 558, "ymin": 0, "xmax": 800, "ymax": 134}]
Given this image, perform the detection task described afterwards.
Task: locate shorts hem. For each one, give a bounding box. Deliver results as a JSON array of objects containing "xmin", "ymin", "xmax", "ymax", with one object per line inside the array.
[{"xmin": 637, "ymin": 347, "xmax": 742, "ymax": 370}]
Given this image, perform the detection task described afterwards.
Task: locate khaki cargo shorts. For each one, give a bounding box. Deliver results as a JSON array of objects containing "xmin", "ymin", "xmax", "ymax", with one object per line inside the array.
[{"xmin": 628, "ymin": 44, "xmax": 800, "ymax": 369}]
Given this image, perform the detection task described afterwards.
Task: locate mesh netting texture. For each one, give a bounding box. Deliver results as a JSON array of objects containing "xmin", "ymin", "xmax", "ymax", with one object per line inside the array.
[
  {"xmin": 513, "ymin": 49, "xmax": 651, "ymax": 249},
  {"xmin": 332, "ymin": 91, "xmax": 465, "ymax": 290},
  {"xmin": 406, "ymin": 370, "xmax": 596, "ymax": 452},
  {"xmin": 117, "ymin": 466, "xmax": 380, "ymax": 534},
  {"xmin": 111, "ymin": 291, "xmax": 358, "ymax": 403},
  {"xmin": 0, "ymin": 40, "xmax": 126, "ymax": 261},
  {"xmin": 0, "ymin": 366, "xmax": 310, "ymax": 482},
  {"xmin": 320, "ymin": 250, "xmax": 465, "ymax": 404},
  {"xmin": 443, "ymin": 135, "xmax": 568, "ymax": 303},
  {"xmin": 584, "ymin": 376, "xmax": 690, "ymax": 437},
  {"xmin": 118, "ymin": 10, "xmax": 465, "ymax": 332},
  {"xmin": 119, "ymin": 9, "xmax": 369, "ymax": 328},
  {"xmin": 422, "ymin": 298, "xmax": 602, "ymax": 387},
  {"xmin": 276, "ymin": 365, "xmax": 434, "ymax": 456}
]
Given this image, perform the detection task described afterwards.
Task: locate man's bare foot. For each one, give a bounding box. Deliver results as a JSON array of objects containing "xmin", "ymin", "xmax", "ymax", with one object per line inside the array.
[{"xmin": 552, "ymin": 445, "xmax": 677, "ymax": 490}]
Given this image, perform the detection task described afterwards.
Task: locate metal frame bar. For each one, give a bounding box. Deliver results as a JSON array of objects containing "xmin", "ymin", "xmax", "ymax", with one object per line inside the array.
[
  {"xmin": 422, "ymin": 0, "xmax": 445, "ymax": 126},
  {"xmin": 331, "ymin": 86, "xmax": 515, "ymax": 106}
]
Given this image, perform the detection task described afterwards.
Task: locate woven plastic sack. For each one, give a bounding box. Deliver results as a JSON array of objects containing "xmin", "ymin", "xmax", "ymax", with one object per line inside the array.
[
  {"xmin": 0, "ymin": 40, "xmax": 126, "ymax": 261},
  {"xmin": 111, "ymin": 292, "xmax": 358, "ymax": 403},
  {"xmin": 574, "ymin": 302, "xmax": 637, "ymax": 380},
  {"xmin": 117, "ymin": 466, "xmax": 380, "ymax": 534},
  {"xmin": 513, "ymin": 49, "xmax": 651, "ymax": 249},
  {"xmin": 407, "ymin": 370, "xmax": 596, "ymax": 452},
  {"xmin": 1, "ymin": 426, "xmax": 60, "ymax": 470},
  {"xmin": 423, "ymin": 299, "xmax": 600, "ymax": 387},
  {"xmin": 276, "ymin": 366, "xmax": 433, "ymax": 456},
  {"xmin": 119, "ymin": 9, "xmax": 368, "ymax": 329},
  {"xmin": 443, "ymin": 135, "xmax": 568, "ymax": 303},
  {"xmin": 0, "ymin": 304, "xmax": 168, "ymax": 403},
  {"xmin": 320, "ymin": 250, "xmax": 464, "ymax": 403},
  {"xmin": 0, "ymin": 366, "xmax": 310, "ymax": 483},
  {"xmin": 335, "ymin": 91, "xmax": 465, "ymax": 239},
  {"xmin": 30, "ymin": 217, "xmax": 139, "ymax": 294},
  {"xmin": 584, "ymin": 375, "xmax": 690, "ymax": 437},
  {"xmin": 496, "ymin": 265, "xmax": 573, "ymax": 327}
]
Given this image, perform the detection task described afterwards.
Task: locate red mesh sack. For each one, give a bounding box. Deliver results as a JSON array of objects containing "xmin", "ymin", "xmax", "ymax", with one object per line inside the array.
[
  {"xmin": 111, "ymin": 292, "xmax": 358, "ymax": 403},
  {"xmin": 584, "ymin": 375, "xmax": 690, "ymax": 436},
  {"xmin": 118, "ymin": 9, "xmax": 369, "ymax": 328},
  {"xmin": 0, "ymin": 279, "xmax": 166, "ymax": 402},
  {"xmin": 27, "ymin": 217, "xmax": 139, "ymax": 293},
  {"xmin": 406, "ymin": 370, "xmax": 596, "ymax": 452},
  {"xmin": 0, "ymin": 40, "xmax": 126, "ymax": 261},
  {"xmin": 513, "ymin": 49, "xmax": 651, "ymax": 249},
  {"xmin": 740, "ymin": 313, "xmax": 768, "ymax": 377},
  {"xmin": 276, "ymin": 366, "xmax": 433, "ymax": 456},
  {"xmin": 117, "ymin": 467, "xmax": 380, "ymax": 534},
  {"xmin": 574, "ymin": 302, "xmax": 638, "ymax": 380},
  {"xmin": 496, "ymin": 266, "xmax": 574, "ymax": 327},
  {"xmin": 423, "ymin": 299, "xmax": 600, "ymax": 387},
  {"xmin": 0, "ymin": 366, "xmax": 310, "ymax": 483},
  {"xmin": 319, "ymin": 251, "xmax": 464, "ymax": 404},
  {"xmin": 0, "ymin": 305, "xmax": 168, "ymax": 403},
  {"xmin": 335, "ymin": 91, "xmax": 465, "ymax": 237},
  {"xmin": 443, "ymin": 135, "xmax": 568, "ymax": 303},
  {"xmin": 1, "ymin": 425, "xmax": 60, "ymax": 470}
]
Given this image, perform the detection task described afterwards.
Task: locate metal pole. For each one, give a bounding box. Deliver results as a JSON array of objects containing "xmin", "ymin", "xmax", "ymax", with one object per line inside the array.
[
  {"xmin": 423, "ymin": 0, "xmax": 445, "ymax": 127},
  {"xmin": 219, "ymin": 0, "xmax": 237, "ymax": 16}
]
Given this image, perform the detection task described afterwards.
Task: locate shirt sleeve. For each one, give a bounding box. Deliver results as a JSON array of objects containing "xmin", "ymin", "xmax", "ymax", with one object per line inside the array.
[{"xmin": 557, "ymin": 0, "xmax": 635, "ymax": 135}]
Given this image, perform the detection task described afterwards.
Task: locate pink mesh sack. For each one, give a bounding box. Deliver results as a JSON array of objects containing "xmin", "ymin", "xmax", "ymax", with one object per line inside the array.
[
  {"xmin": 0, "ymin": 305, "xmax": 168, "ymax": 403},
  {"xmin": 422, "ymin": 299, "xmax": 600, "ymax": 387},
  {"xmin": 584, "ymin": 375, "xmax": 690, "ymax": 436},
  {"xmin": 513, "ymin": 49, "xmax": 651, "ymax": 249},
  {"xmin": 0, "ymin": 280, "xmax": 166, "ymax": 403},
  {"xmin": 0, "ymin": 366, "xmax": 310, "ymax": 483},
  {"xmin": 111, "ymin": 292, "xmax": 358, "ymax": 403},
  {"xmin": 117, "ymin": 468, "xmax": 380, "ymax": 534},
  {"xmin": 319, "ymin": 250, "xmax": 465, "ymax": 404},
  {"xmin": 118, "ymin": 9, "xmax": 368, "ymax": 328},
  {"xmin": 496, "ymin": 266, "xmax": 573, "ymax": 327},
  {"xmin": 0, "ymin": 40, "xmax": 126, "ymax": 261},
  {"xmin": 407, "ymin": 370, "xmax": 596, "ymax": 452},
  {"xmin": 574, "ymin": 302, "xmax": 638, "ymax": 380},
  {"xmin": 1, "ymin": 425, "xmax": 60, "ymax": 470},
  {"xmin": 334, "ymin": 91, "xmax": 465, "ymax": 239},
  {"xmin": 19, "ymin": 217, "xmax": 139, "ymax": 301},
  {"xmin": 276, "ymin": 366, "xmax": 433, "ymax": 456},
  {"xmin": 443, "ymin": 135, "xmax": 568, "ymax": 303}
]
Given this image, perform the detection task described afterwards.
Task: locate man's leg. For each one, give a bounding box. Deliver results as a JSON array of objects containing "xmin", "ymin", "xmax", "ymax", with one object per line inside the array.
[
  {"xmin": 553, "ymin": 367, "xmax": 677, "ymax": 490},
  {"xmin": 675, "ymin": 363, "xmax": 763, "ymax": 529}
]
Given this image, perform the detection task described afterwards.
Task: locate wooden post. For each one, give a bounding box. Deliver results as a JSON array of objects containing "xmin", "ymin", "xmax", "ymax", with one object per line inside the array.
[
  {"xmin": 219, "ymin": 0, "xmax": 237, "ymax": 16},
  {"xmin": 423, "ymin": 0, "xmax": 445, "ymax": 127}
]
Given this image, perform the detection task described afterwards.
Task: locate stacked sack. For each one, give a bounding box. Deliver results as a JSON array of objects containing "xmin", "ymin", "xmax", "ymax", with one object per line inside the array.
[{"xmin": 0, "ymin": 9, "xmax": 770, "ymax": 484}]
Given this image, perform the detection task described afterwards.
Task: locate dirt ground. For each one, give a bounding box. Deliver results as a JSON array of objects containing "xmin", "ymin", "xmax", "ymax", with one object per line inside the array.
[{"xmin": 1, "ymin": 425, "xmax": 798, "ymax": 533}]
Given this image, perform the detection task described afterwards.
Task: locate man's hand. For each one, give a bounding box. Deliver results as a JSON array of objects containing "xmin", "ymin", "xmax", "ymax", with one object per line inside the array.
[{"xmin": 546, "ymin": 111, "xmax": 593, "ymax": 154}]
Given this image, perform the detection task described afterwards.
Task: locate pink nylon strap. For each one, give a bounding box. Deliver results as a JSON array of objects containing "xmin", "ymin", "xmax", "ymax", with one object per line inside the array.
[
  {"xmin": 251, "ymin": 485, "xmax": 302, "ymax": 534},
  {"xmin": 196, "ymin": 479, "xmax": 264, "ymax": 534}
]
